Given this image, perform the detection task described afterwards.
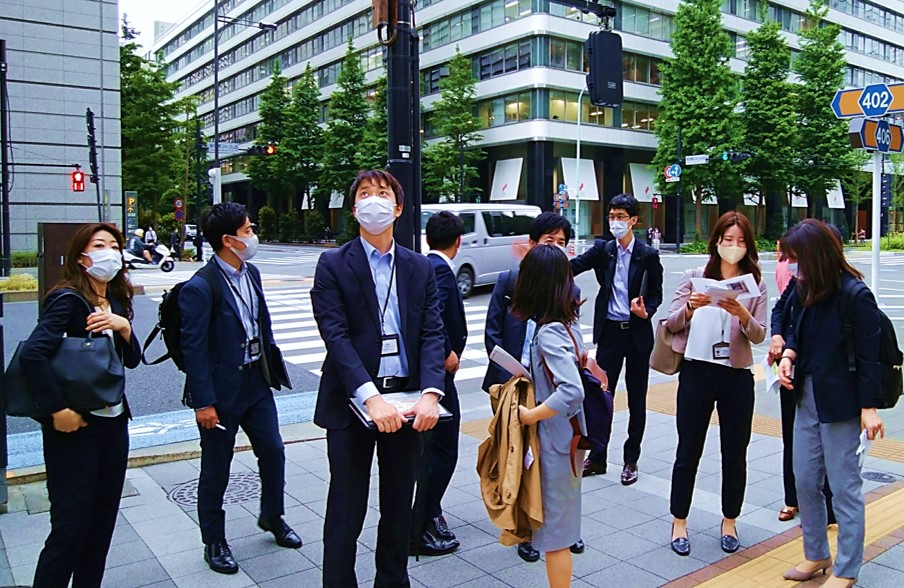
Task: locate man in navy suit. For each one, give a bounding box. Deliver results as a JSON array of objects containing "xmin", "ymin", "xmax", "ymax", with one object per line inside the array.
[
  {"xmin": 311, "ymin": 170, "xmax": 446, "ymax": 588},
  {"xmin": 180, "ymin": 202, "xmax": 299, "ymax": 575},
  {"xmin": 570, "ymin": 194, "xmax": 664, "ymax": 485},
  {"xmin": 483, "ymin": 211, "xmax": 585, "ymax": 562},
  {"xmin": 411, "ymin": 211, "xmax": 467, "ymax": 556}
]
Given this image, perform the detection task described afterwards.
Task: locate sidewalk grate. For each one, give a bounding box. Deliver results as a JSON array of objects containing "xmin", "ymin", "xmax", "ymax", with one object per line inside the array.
[{"xmin": 167, "ymin": 472, "xmax": 261, "ymax": 506}]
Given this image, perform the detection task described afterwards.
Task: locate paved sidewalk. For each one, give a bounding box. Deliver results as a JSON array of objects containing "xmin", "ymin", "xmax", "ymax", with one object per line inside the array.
[{"xmin": 3, "ymin": 380, "xmax": 904, "ymax": 587}]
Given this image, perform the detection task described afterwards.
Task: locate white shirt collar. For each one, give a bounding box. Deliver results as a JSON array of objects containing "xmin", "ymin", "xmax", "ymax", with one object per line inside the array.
[
  {"xmin": 360, "ymin": 236, "xmax": 396, "ymax": 261},
  {"xmin": 428, "ymin": 250, "xmax": 455, "ymax": 271},
  {"xmin": 618, "ymin": 236, "xmax": 636, "ymax": 255}
]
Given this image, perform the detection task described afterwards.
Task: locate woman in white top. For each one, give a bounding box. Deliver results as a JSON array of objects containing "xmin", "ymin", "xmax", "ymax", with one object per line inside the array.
[
  {"xmin": 664, "ymin": 212, "xmax": 767, "ymax": 557},
  {"xmin": 20, "ymin": 223, "xmax": 141, "ymax": 587}
]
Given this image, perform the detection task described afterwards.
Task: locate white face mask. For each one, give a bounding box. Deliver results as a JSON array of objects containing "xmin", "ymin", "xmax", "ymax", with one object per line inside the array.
[
  {"xmin": 82, "ymin": 249, "xmax": 122, "ymax": 283},
  {"xmin": 229, "ymin": 234, "xmax": 259, "ymax": 261},
  {"xmin": 717, "ymin": 244, "xmax": 747, "ymax": 265},
  {"xmin": 610, "ymin": 220, "xmax": 631, "ymax": 240},
  {"xmin": 787, "ymin": 262, "xmax": 799, "ymax": 279},
  {"xmin": 355, "ymin": 196, "xmax": 397, "ymax": 235}
]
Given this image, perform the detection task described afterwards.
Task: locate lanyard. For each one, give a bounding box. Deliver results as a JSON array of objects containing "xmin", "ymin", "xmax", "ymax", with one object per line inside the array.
[
  {"xmin": 719, "ymin": 309, "xmax": 730, "ymax": 343},
  {"xmin": 217, "ymin": 265, "xmax": 258, "ymax": 339},
  {"xmin": 378, "ymin": 259, "xmax": 396, "ymax": 334}
]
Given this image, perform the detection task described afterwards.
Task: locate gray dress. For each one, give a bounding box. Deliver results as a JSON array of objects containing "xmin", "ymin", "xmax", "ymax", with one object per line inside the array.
[{"xmin": 529, "ymin": 322, "xmax": 587, "ymax": 553}]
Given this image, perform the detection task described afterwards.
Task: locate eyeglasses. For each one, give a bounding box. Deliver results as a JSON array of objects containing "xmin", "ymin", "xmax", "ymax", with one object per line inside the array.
[{"xmin": 608, "ymin": 214, "xmax": 631, "ymax": 222}]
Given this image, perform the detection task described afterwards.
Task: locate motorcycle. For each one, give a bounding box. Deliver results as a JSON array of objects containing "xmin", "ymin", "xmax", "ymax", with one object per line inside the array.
[{"xmin": 124, "ymin": 242, "xmax": 176, "ymax": 273}]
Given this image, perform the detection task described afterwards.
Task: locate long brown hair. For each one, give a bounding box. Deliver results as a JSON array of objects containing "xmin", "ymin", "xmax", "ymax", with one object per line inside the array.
[
  {"xmin": 51, "ymin": 223, "xmax": 134, "ymax": 320},
  {"xmin": 704, "ymin": 211, "xmax": 761, "ymax": 284},
  {"xmin": 510, "ymin": 244, "xmax": 582, "ymax": 326},
  {"xmin": 780, "ymin": 219, "xmax": 861, "ymax": 307}
]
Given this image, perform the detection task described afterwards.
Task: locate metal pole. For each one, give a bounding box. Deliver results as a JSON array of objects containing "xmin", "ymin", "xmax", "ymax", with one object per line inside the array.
[
  {"xmin": 575, "ymin": 87, "xmax": 584, "ymax": 241},
  {"xmin": 212, "ymin": 0, "xmax": 220, "ymax": 174},
  {"xmin": 675, "ymin": 126, "xmax": 682, "ymax": 254},
  {"xmin": 410, "ymin": 25, "xmax": 422, "ymax": 253},
  {"xmin": 0, "ymin": 40, "xmax": 10, "ymax": 277},
  {"xmin": 0, "ymin": 294, "xmax": 6, "ymax": 512},
  {"xmin": 871, "ymin": 151, "xmax": 882, "ymax": 301},
  {"xmin": 388, "ymin": 0, "xmax": 416, "ymax": 250}
]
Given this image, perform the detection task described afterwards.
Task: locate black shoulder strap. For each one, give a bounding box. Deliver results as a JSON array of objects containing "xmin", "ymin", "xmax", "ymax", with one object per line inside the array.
[
  {"xmin": 502, "ymin": 268, "xmax": 518, "ymax": 306},
  {"xmin": 840, "ymin": 279, "xmax": 868, "ymax": 373}
]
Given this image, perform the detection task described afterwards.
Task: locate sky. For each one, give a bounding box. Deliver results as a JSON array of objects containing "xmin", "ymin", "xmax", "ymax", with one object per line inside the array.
[{"xmin": 119, "ymin": 0, "xmax": 207, "ymax": 54}]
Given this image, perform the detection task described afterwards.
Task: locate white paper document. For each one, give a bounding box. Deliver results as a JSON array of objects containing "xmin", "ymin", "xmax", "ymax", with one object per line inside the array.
[
  {"xmin": 348, "ymin": 391, "xmax": 453, "ymax": 430},
  {"xmin": 690, "ymin": 274, "xmax": 761, "ymax": 305},
  {"xmin": 857, "ymin": 429, "xmax": 872, "ymax": 468},
  {"xmin": 762, "ymin": 355, "xmax": 781, "ymax": 395},
  {"xmin": 490, "ymin": 345, "xmax": 531, "ymax": 382}
]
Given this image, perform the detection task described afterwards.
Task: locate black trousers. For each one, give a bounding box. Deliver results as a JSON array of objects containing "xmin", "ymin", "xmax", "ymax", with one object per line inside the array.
[
  {"xmin": 670, "ymin": 360, "xmax": 754, "ymax": 520},
  {"xmin": 415, "ymin": 373, "xmax": 461, "ymax": 524},
  {"xmin": 197, "ymin": 367, "xmax": 285, "ymax": 545},
  {"xmin": 780, "ymin": 385, "xmax": 835, "ymax": 519},
  {"xmin": 589, "ymin": 321, "xmax": 651, "ymax": 466},
  {"xmin": 33, "ymin": 413, "xmax": 129, "ymax": 588},
  {"xmin": 323, "ymin": 421, "xmax": 422, "ymax": 588}
]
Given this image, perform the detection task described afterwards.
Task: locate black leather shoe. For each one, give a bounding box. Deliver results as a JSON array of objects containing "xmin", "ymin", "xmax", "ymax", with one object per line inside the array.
[
  {"xmin": 258, "ymin": 517, "xmax": 303, "ymax": 549},
  {"xmin": 204, "ymin": 541, "xmax": 239, "ymax": 574},
  {"xmin": 431, "ymin": 515, "xmax": 456, "ymax": 541},
  {"xmin": 582, "ymin": 458, "xmax": 607, "ymax": 478},
  {"xmin": 671, "ymin": 536, "xmax": 691, "ymax": 556},
  {"xmin": 720, "ymin": 531, "xmax": 740, "ymax": 553},
  {"xmin": 621, "ymin": 463, "xmax": 639, "ymax": 486},
  {"xmin": 517, "ymin": 541, "xmax": 540, "ymax": 562},
  {"xmin": 410, "ymin": 528, "xmax": 460, "ymax": 556},
  {"xmin": 570, "ymin": 539, "xmax": 585, "ymax": 554}
]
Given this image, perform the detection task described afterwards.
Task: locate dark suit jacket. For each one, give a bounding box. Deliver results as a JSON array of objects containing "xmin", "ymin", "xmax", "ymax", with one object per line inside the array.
[
  {"xmin": 310, "ymin": 238, "xmax": 446, "ymax": 430},
  {"xmin": 770, "ymin": 278, "xmax": 798, "ymax": 338},
  {"xmin": 428, "ymin": 253, "xmax": 467, "ymax": 359},
  {"xmin": 570, "ymin": 238, "xmax": 664, "ymax": 353},
  {"xmin": 180, "ymin": 259, "xmax": 284, "ymax": 413},
  {"xmin": 785, "ymin": 274, "xmax": 883, "ymax": 422},
  {"xmin": 20, "ymin": 288, "xmax": 141, "ymax": 417}
]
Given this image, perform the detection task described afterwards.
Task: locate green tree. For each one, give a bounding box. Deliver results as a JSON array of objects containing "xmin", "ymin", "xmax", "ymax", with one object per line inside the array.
[
  {"xmin": 357, "ymin": 75, "xmax": 389, "ymax": 171},
  {"xmin": 794, "ymin": 0, "xmax": 855, "ymax": 219},
  {"xmin": 320, "ymin": 39, "xmax": 369, "ymax": 211},
  {"xmin": 246, "ymin": 66, "xmax": 293, "ymax": 210},
  {"xmin": 841, "ymin": 150, "xmax": 872, "ymax": 239},
  {"xmin": 283, "ymin": 64, "xmax": 323, "ymax": 210},
  {"xmin": 652, "ymin": 0, "xmax": 741, "ymax": 237},
  {"xmin": 120, "ymin": 18, "xmax": 183, "ymax": 225},
  {"xmin": 423, "ymin": 48, "xmax": 484, "ymax": 203},
  {"xmin": 741, "ymin": 14, "xmax": 797, "ymax": 237}
]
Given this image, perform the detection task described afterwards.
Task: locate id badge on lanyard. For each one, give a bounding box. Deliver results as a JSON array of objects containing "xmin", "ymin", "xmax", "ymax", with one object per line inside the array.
[
  {"xmin": 378, "ymin": 261, "xmax": 400, "ymax": 357},
  {"xmin": 712, "ymin": 311, "xmax": 731, "ymax": 361}
]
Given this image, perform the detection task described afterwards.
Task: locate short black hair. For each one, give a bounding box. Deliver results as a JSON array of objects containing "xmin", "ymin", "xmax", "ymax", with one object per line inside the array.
[
  {"xmin": 529, "ymin": 211, "xmax": 572, "ymax": 245},
  {"xmin": 349, "ymin": 169, "xmax": 404, "ymax": 204},
  {"xmin": 426, "ymin": 211, "xmax": 465, "ymax": 250},
  {"xmin": 609, "ymin": 194, "xmax": 640, "ymax": 218},
  {"xmin": 202, "ymin": 202, "xmax": 248, "ymax": 252}
]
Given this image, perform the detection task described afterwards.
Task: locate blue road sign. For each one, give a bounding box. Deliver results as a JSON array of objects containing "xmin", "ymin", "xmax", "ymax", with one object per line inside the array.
[
  {"xmin": 859, "ymin": 83, "xmax": 893, "ymax": 118},
  {"xmin": 876, "ymin": 120, "xmax": 892, "ymax": 152},
  {"xmin": 666, "ymin": 163, "xmax": 682, "ymax": 178},
  {"xmin": 558, "ymin": 183, "xmax": 566, "ymax": 192}
]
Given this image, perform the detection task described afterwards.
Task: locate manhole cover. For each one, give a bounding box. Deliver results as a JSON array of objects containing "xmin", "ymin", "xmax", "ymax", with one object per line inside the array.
[
  {"xmin": 862, "ymin": 471, "xmax": 897, "ymax": 484},
  {"xmin": 168, "ymin": 472, "xmax": 262, "ymax": 506}
]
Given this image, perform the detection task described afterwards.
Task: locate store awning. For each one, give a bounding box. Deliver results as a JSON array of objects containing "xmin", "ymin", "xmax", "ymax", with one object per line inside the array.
[
  {"xmin": 329, "ymin": 191, "xmax": 344, "ymax": 209},
  {"xmin": 561, "ymin": 158, "xmax": 600, "ymax": 200},
  {"xmin": 489, "ymin": 158, "xmax": 523, "ymax": 201},
  {"xmin": 827, "ymin": 180, "xmax": 845, "ymax": 209},
  {"xmin": 628, "ymin": 163, "xmax": 655, "ymax": 203}
]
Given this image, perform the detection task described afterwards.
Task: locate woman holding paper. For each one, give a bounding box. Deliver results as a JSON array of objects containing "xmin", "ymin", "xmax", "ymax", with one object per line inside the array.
[
  {"xmin": 511, "ymin": 244, "xmax": 594, "ymax": 588},
  {"xmin": 777, "ymin": 219, "xmax": 884, "ymax": 587},
  {"xmin": 664, "ymin": 212, "xmax": 767, "ymax": 557}
]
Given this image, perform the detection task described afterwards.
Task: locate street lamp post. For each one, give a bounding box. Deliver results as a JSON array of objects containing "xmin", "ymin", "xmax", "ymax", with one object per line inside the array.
[{"xmin": 575, "ymin": 86, "xmax": 585, "ymax": 242}]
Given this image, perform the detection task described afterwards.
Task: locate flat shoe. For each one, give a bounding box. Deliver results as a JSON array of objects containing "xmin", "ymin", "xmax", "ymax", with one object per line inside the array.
[
  {"xmin": 670, "ymin": 523, "xmax": 690, "ymax": 556},
  {"xmin": 720, "ymin": 522, "xmax": 739, "ymax": 553},
  {"xmin": 778, "ymin": 506, "xmax": 797, "ymax": 522},
  {"xmin": 570, "ymin": 539, "xmax": 585, "ymax": 554},
  {"xmin": 517, "ymin": 542, "xmax": 540, "ymax": 563}
]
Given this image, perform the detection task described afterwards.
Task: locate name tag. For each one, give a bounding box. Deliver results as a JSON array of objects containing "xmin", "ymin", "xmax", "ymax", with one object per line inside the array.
[
  {"xmin": 248, "ymin": 337, "xmax": 262, "ymax": 358},
  {"xmin": 712, "ymin": 342, "xmax": 730, "ymax": 360},
  {"xmin": 381, "ymin": 334, "xmax": 400, "ymax": 357}
]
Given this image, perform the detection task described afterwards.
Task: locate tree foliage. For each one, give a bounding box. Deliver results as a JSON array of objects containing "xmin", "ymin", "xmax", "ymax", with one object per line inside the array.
[
  {"xmin": 422, "ymin": 48, "xmax": 484, "ymax": 203},
  {"xmin": 245, "ymin": 66, "xmax": 293, "ymax": 210},
  {"xmin": 120, "ymin": 18, "xmax": 183, "ymax": 225},
  {"xmin": 741, "ymin": 15, "xmax": 797, "ymax": 235},
  {"xmin": 794, "ymin": 0, "xmax": 855, "ymax": 218},
  {"xmin": 283, "ymin": 64, "xmax": 323, "ymax": 210},
  {"xmin": 320, "ymin": 39, "xmax": 369, "ymax": 211},
  {"xmin": 356, "ymin": 75, "xmax": 389, "ymax": 172}
]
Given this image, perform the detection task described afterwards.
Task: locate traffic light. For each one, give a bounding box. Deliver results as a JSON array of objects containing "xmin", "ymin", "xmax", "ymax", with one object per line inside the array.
[
  {"xmin": 71, "ymin": 169, "xmax": 86, "ymax": 192},
  {"xmin": 721, "ymin": 151, "xmax": 752, "ymax": 163},
  {"xmin": 585, "ymin": 30, "xmax": 624, "ymax": 108},
  {"xmin": 248, "ymin": 143, "xmax": 277, "ymax": 155}
]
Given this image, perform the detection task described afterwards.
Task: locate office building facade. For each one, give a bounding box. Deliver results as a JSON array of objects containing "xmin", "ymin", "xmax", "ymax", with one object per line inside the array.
[
  {"xmin": 152, "ymin": 0, "xmax": 904, "ymax": 239},
  {"xmin": 0, "ymin": 0, "xmax": 121, "ymax": 251}
]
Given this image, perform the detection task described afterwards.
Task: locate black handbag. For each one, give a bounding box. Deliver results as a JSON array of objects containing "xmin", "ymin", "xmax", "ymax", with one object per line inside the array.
[{"xmin": 3, "ymin": 292, "xmax": 126, "ymax": 418}]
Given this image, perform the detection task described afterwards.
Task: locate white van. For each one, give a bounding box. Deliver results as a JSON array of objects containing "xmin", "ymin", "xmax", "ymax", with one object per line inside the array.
[{"xmin": 420, "ymin": 203, "xmax": 542, "ymax": 298}]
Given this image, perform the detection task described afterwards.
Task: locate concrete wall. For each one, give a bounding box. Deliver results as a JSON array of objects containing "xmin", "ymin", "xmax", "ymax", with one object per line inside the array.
[{"xmin": 0, "ymin": 0, "xmax": 121, "ymax": 252}]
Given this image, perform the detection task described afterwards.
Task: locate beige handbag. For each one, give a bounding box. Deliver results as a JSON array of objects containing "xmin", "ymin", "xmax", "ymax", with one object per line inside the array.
[{"xmin": 650, "ymin": 318, "xmax": 682, "ymax": 375}]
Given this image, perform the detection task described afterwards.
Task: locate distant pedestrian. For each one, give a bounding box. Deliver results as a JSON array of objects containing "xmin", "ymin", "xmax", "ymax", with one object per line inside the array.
[
  {"xmin": 20, "ymin": 223, "xmax": 141, "ymax": 588},
  {"xmin": 323, "ymin": 225, "xmax": 332, "ymax": 242},
  {"xmin": 145, "ymin": 225, "xmax": 157, "ymax": 244},
  {"xmin": 194, "ymin": 232, "xmax": 204, "ymax": 262},
  {"xmin": 653, "ymin": 227, "xmax": 661, "ymax": 251},
  {"xmin": 646, "ymin": 226, "xmax": 654, "ymax": 246},
  {"xmin": 169, "ymin": 229, "xmax": 182, "ymax": 260}
]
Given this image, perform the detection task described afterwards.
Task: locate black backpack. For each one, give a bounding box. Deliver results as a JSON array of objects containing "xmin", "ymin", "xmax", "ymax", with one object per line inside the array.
[
  {"xmin": 840, "ymin": 279, "xmax": 904, "ymax": 409},
  {"xmin": 141, "ymin": 263, "xmax": 222, "ymax": 372}
]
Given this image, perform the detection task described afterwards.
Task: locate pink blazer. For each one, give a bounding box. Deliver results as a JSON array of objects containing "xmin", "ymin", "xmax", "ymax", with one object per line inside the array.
[{"xmin": 665, "ymin": 267, "xmax": 767, "ymax": 368}]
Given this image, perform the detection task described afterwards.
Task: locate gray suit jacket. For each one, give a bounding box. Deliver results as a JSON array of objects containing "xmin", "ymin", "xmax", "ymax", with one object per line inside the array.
[{"xmin": 530, "ymin": 322, "xmax": 588, "ymax": 455}]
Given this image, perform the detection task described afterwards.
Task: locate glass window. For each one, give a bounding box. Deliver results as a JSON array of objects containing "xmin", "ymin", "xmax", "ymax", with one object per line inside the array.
[
  {"xmin": 550, "ymin": 39, "xmax": 566, "ymax": 69},
  {"xmin": 566, "ymin": 41, "xmax": 581, "ymax": 71},
  {"xmin": 550, "ymin": 90, "xmax": 567, "ymax": 121},
  {"xmin": 460, "ymin": 213, "xmax": 476, "ymax": 234}
]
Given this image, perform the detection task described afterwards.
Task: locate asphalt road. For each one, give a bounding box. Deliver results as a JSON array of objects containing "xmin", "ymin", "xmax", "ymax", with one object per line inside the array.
[{"xmin": 5, "ymin": 243, "xmax": 904, "ymax": 438}]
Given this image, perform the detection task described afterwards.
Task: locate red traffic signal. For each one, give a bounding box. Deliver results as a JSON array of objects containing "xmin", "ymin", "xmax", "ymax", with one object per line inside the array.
[
  {"xmin": 652, "ymin": 196, "xmax": 659, "ymax": 209},
  {"xmin": 248, "ymin": 143, "xmax": 278, "ymax": 155},
  {"xmin": 264, "ymin": 144, "xmax": 276, "ymax": 156},
  {"xmin": 71, "ymin": 169, "xmax": 86, "ymax": 192}
]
